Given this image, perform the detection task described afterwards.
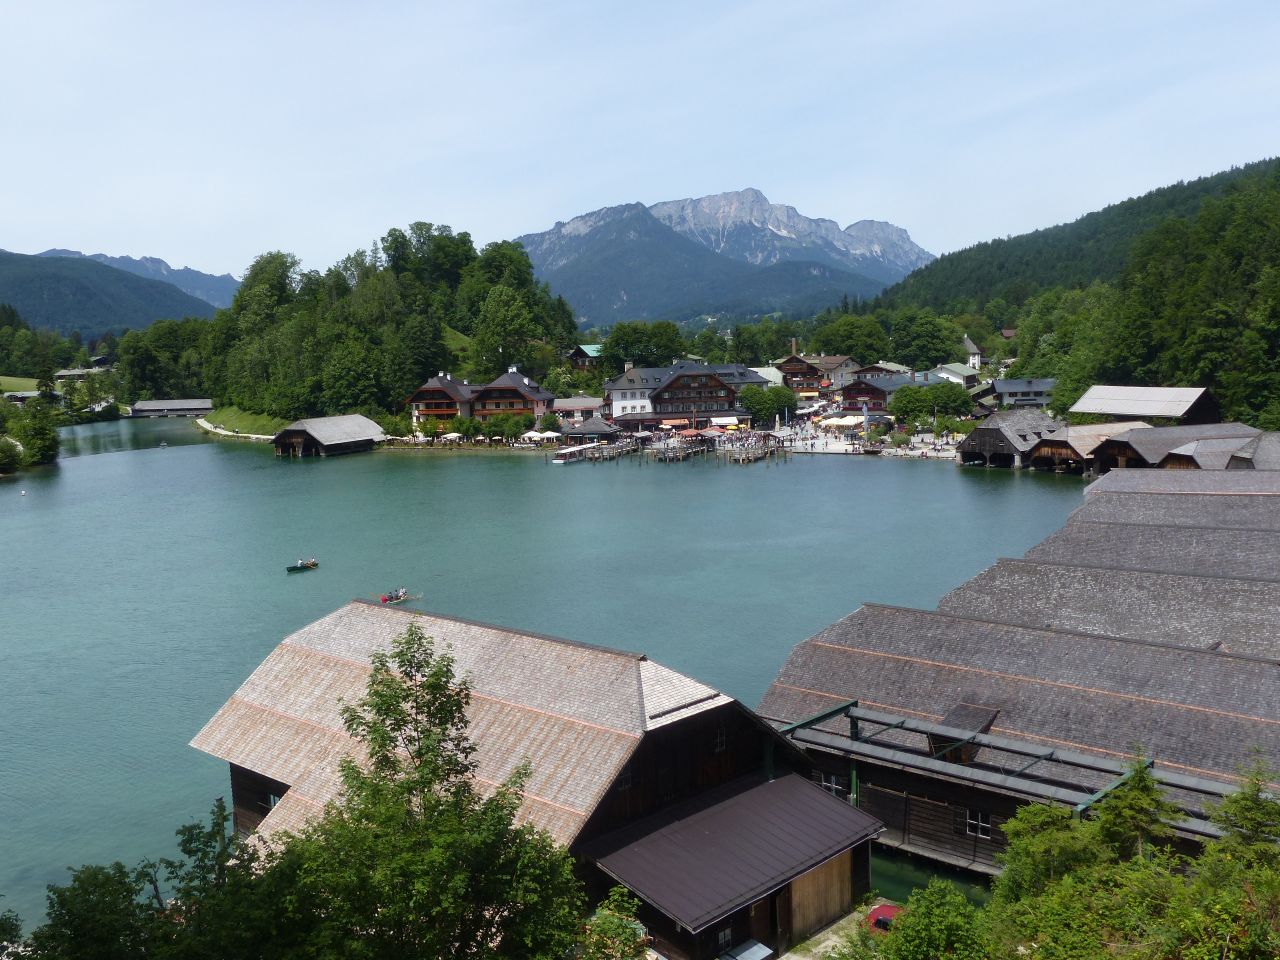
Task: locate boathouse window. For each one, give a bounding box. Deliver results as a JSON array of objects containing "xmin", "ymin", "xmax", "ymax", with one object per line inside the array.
[
  {"xmin": 717, "ymin": 928, "xmax": 732, "ymax": 952},
  {"xmin": 713, "ymin": 725, "xmax": 727, "ymax": 753},
  {"xmin": 966, "ymin": 808, "xmax": 992, "ymax": 839},
  {"xmin": 819, "ymin": 771, "xmax": 849, "ymax": 799}
]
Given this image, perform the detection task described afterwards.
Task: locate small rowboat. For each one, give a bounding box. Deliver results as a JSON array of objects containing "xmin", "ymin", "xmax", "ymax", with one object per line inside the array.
[
  {"xmin": 380, "ymin": 587, "xmax": 421, "ymax": 605},
  {"xmin": 287, "ymin": 559, "xmax": 319, "ymax": 573}
]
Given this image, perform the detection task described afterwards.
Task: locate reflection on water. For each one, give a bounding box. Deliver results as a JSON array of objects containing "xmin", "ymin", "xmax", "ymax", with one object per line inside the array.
[
  {"xmin": 58, "ymin": 418, "xmax": 211, "ymax": 457},
  {"xmin": 872, "ymin": 849, "xmax": 991, "ymax": 905}
]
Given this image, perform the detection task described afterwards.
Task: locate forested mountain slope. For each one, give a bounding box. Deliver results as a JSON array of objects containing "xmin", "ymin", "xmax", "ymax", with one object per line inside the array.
[
  {"xmin": 0, "ymin": 250, "xmax": 215, "ymax": 338},
  {"xmin": 37, "ymin": 249, "xmax": 240, "ymax": 308},
  {"xmin": 881, "ymin": 158, "xmax": 1280, "ymax": 312}
]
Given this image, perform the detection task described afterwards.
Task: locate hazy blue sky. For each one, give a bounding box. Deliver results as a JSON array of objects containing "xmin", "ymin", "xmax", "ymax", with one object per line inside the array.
[{"xmin": 3, "ymin": 1, "xmax": 1278, "ymax": 277}]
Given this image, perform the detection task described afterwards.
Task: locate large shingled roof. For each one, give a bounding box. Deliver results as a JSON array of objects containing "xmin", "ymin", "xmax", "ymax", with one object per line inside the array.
[
  {"xmin": 1085, "ymin": 469, "xmax": 1280, "ymax": 497},
  {"xmin": 191, "ymin": 602, "xmax": 732, "ymax": 845},
  {"xmin": 274, "ymin": 414, "xmax": 386, "ymax": 446},
  {"xmin": 758, "ymin": 604, "xmax": 1278, "ymax": 783},
  {"xmin": 1025, "ymin": 520, "xmax": 1280, "ymax": 581},
  {"xmin": 1072, "ymin": 492, "xmax": 1280, "ymax": 532},
  {"xmin": 938, "ymin": 558, "xmax": 1280, "ymax": 660}
]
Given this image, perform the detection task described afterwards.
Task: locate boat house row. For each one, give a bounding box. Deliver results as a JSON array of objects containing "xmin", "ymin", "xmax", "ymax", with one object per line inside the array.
[
  {"xmin": 193, "ymin": 602, "xmax": 882, "ymax": 960},
  {"xmin": 758, "ymin": 469, "xmax": 1280, "ymax": 875}
]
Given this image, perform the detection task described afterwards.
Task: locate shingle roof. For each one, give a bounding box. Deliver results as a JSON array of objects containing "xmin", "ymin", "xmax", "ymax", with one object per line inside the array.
[
  {"xmin": 800, "ymin": 354, "xmax": 852, "ymax": 373},
  {"xmin": 605, "ymin": 361, "xmax": 767, "ymax": 393},
  {"xmin": 131, "ymin": 398, "xmax": 213, "ymax": 411},
  {"xmin": 962, "ymin": 334, "xmax": 982, "ymax": 355},
  {"xmin": 993, "ymin": 378, "xmax": 1056, "ymax": 393},
  {"xmin": 1160, "ymin": 436, "xmax": 1256, "ymax": 469},
  {"xmin": 475, "ymin": 369, "xmax": 554, "ymax": 402},
  {"xmin": 758, "ymin": 604, "xmax": 1279, "ymax": 782},
  {"xmin": 191, "ymin": 602, "xmax": 732, "ymax": 845},
  {"xmin": 938, "ymin": 558, "xmax": 1280, "ymax": 659},
  {"xmin": 411, "ymin": 373, "xmax": 476, "ymax": 402},
  {"xmin": 590, "ymin": 773, "xmax": 880, "ymax": 933},
  {"xmin": 274, "ymin": 414, "xmax": 385, "ymax": 446},
  {"xmin": 1030, "ymin": 421, "xmax": 1150, "ymax": 459},
  {"xmin": 1228, "ymin": 433, "xmax": 1280, "ymax": 470},
  {"xmin": 1025, "ymin": 520, "xmax": 1280, "ymax": 582},
  {"xmin": 562, "ymin": 416, "xmax": 620, "ymax": 436},
  {"xmin": 1100, "ymin": 423, "xmax": 1259, "ymax": 465},
  {"xmin": 1070, "ymin": 385, "xmax": 1210, "ymax": 418},
  {"xmin": 1085, "ymin": 469, "xmax": 1280, "ymax": 497},
  {"xmin": 961, "ymin": 408, "xmax": 1064, "ymax": 452},
  {"xmin": 551, "ymin": 396, "xmax": 603, "ymax": 412},
  {"xmin": 1072, "ymin": 492, "xmax": 1280, "ymax": 531}
]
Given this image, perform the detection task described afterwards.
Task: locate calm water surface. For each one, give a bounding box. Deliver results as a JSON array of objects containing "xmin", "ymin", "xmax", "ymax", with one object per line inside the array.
[{"xmin": 0, "ymin": 420, "xmax": 1084, "ymax": 922}]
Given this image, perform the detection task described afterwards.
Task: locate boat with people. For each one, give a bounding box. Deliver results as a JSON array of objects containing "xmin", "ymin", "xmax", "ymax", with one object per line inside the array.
[
  {"xmin": 286, "ymin": 558, "xmax": 319, "ymax": 573},
  {"xmin": 380, "ymin": 587, "xmax": 421, "ymax": 605}
]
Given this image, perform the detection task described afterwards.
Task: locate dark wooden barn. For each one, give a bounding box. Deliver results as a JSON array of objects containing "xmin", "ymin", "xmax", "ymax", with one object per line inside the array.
[
  {"xmin": 193, "ymin": 603, "xmax": 882, "ymax": 960},
  {"xmin": 958, "ymin": 408, "xmax": 1063, "ymax": 468},
  {"xmin": 272, "ymin": 414, "xmax": 386, "ymax": 457}
]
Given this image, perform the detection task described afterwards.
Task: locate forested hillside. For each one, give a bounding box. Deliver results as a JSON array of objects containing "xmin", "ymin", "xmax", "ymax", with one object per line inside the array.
[
  {"xmin": 880, "ymin": 158, "xmax": 1279, "ymax": 313},
  {"xmin": 85, "ymin": 224, "xmax": 577, "ymax": 424},
  {"xmin": 0, "ymin": 250, "xmax": 215, "ymax": 338}
]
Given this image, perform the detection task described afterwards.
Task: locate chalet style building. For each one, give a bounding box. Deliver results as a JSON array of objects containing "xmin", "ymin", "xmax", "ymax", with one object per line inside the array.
[
  {"xmin": 759, "ymin": 469, "xmax": 1280, "ymax": 875},
  {"xmin": 772, "ymin": 354, "xmax": 857, "ymax": 399},
  {"xmin": 567, "ymin": 343, "xmax": 604, "ymax": 371},
  {"xmin": 836, "ymin": 371, "xmax": 948, "ymax": 413},
  {"xmin": 470, "ymin": 367, "xmax": 554, "ymax": 421},
  {"xmin": 604, "ymin": 361, "xmax": 769, "ymax": 429},
  {"xmin": 958, "ymin": 408, "xmax": 1063, "ymax": 468},
  {"xmin": 405, "ymin": 372, "xmax": 476, "ymax": 427},
  {"xmin": 193, "ymin": 603, "xmax": 882, "ymax": 960},
  {"xmin": 406, "ymin": 367, "xmax": 552, "ymax": 431}
]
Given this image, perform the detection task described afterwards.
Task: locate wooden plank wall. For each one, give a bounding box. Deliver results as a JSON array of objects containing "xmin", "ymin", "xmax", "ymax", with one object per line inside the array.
[{"xmin": 790, "ymin": 850, "xmax": 852, "ymax": 941}]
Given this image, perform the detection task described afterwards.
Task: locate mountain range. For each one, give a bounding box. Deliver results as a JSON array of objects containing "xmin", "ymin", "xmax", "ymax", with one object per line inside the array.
[
  {"xmin": 36, "ymin": 249, "xmax": 240, "ymax": 308},
  {"xmin": 516, "ymin": 189, "xmax": 933, "ymax": 327},
  {"xmin": 0, "ymin": 250, "xmax": 216, "ymax": 339}
]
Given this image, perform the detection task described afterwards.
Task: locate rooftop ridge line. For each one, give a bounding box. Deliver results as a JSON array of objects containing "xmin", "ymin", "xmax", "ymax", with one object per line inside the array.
[
  {"xmin": 806, "ymin": 639, "xmax": 1279, "ymax": 727},
  {"xmin": 856, "ymin": 603, "xmax": 1280, "ymax": 666}
]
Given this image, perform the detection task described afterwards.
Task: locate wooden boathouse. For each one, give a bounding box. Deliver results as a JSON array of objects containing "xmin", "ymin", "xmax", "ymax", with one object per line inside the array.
[
  {"xmin": 957, "ymin": 408, "xmax": 1064, "ymax": 468},
  {"xmin": 759, "ymin": 469, "xmax": 1280, "ymax": 876},
  {"xmin": 271, "ymin": 414, "xmax": 386, "ymax": 457},
  {"xmin": 192, "ymin": 602, "xmax": 882, "ymax": 960}
]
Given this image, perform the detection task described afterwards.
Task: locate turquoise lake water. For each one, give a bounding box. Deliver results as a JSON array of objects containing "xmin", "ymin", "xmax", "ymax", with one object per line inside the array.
[{"xmin": 0, "ymin": 420, "xmax": 1085, "ymax": 923}]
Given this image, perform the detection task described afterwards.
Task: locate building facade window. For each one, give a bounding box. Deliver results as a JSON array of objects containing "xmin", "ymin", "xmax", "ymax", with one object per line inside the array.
[
  {"xmin": 966, "ymin": 808, "xmax": 992, "ymax": 839},
  {"xmin": 713, "ymin": 725, "xmax": 726, "ymax": 753}
]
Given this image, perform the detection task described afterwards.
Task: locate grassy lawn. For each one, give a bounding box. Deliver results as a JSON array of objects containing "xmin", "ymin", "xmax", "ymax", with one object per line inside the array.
[
  {"xmin": 0, "ymin": 375, "xmax": 38, "ymax": 392},
  {"xmin": 205, "ymin": 406, "xmax": 290, "ymax": 436},
  {"xmin": 443, "ymin": 324, "xmax": 471, "ymax": 355}
]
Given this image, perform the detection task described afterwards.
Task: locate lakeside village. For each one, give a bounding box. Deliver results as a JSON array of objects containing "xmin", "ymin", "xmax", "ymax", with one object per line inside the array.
[
  {"xmin": 25, "ymin": 332, "xmax": 1276, "ymax": 474},
  {"xmin": 7, "ymin": 346, "xmax": 1280, "ymax": 958}
]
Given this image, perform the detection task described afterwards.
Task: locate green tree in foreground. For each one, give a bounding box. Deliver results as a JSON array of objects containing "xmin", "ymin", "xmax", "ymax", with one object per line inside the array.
[
  {"xmin": 579, "ymin": 886, "xmax": 648, "ymax": 960},
  {"xmin": 10, "ymin": 398, "xmax": 59, "ymax": 465},
  {"xmin": 285, "ymin": 622, "xmax": 585, "ymax": 958}
]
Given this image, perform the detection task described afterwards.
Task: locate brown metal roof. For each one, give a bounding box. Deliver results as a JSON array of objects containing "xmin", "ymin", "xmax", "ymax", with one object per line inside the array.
[{"xmin": 589, "ymin": 773, "xmax": 880, "ymax": 933}]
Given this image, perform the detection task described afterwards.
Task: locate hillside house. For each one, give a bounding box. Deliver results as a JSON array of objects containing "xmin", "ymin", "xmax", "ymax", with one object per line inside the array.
[
  {"xmin": 192, "ymin": 602, "xmax": 882, "ymax": 960},
  {"xmin": 568, "ymin": 344, "xmax": 604, "ymax": 371},
  {"xmin": 406, "ymin": 372, "xmax": 476, "ymax": 429},
  {"xmin": 993, "ymin": 378, "xmax": 1055, "ymax": 409}
]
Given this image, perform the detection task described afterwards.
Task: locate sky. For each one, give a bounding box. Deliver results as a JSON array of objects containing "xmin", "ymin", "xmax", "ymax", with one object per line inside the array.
[{"xmin": 3, "ymin": 0, "xmax": 1279, "ymax": 278}]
